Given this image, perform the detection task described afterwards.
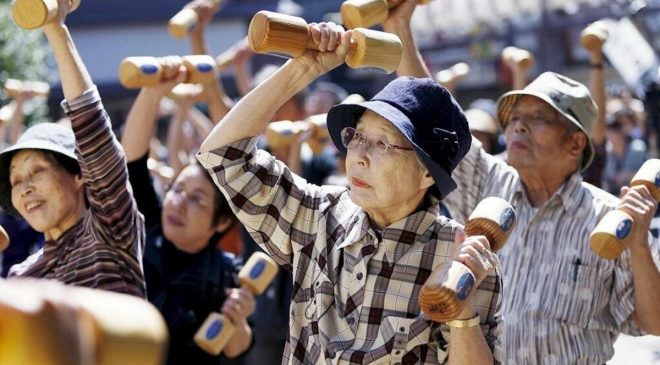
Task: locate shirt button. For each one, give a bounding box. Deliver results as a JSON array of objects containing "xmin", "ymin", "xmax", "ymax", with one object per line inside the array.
[
  {"xmin": 327, "ymin": 351, "xmax": 336, "ymax": 359},
  {"xmin": 347, "ymin": 317, "xmax": 355, "ymax": 325},
  {"xmin": 356, "ymin": 272, "xmax": 363, "ymax": 280}
]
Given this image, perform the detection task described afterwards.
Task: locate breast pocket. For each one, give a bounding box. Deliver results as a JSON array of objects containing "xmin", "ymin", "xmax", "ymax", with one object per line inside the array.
[{"xmin": 548, "ymin": 261, "xmax": 611, "ymax": 327}]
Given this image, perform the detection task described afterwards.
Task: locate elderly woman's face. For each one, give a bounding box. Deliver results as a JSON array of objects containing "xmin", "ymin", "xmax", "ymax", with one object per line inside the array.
[
  {"xmin": 9, "ymin": 150, "xmax": 84, "ymax": 238},
  {"xmin": 345, "ymin": 111, "xmax": 433, "ymax": 224}
]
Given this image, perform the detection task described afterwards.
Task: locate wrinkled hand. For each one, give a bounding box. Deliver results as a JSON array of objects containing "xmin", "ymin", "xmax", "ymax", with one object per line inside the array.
[
  {"xmin": 186, "ymin": 0, "xmax": 220, "ymax": 34},
  {"xmin": 451, "ymin": 228, "xmax": 496, "ymax": 287},
  {"xmin": 618, "ymin": 185, "xmax": 657, "ymax": 252},
  {"xmin": 221, "ymin": 288, "xmax": 256, "ymax": 324},
  {"xmin": 293, "ymin": 22, "xmax": 352, "ymax": 76},
  {"xmin": 143, "ymin": 56, "xmax": 188, "ymax": 96}
]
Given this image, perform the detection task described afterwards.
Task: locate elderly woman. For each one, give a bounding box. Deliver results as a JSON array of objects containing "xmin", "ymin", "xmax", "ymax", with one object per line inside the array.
[
  {"xmin": 197, "ymin": 24, "xmax": 502, "ymax": 364},
  {"xmin": 0, "ymin": 0, "xmax": 144, "ymax": 297}
]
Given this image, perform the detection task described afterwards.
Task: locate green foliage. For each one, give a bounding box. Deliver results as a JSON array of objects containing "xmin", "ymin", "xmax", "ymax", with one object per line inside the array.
[{"xmin": 0, "ymin": 0, "xmax": 53, "ymax": 124}]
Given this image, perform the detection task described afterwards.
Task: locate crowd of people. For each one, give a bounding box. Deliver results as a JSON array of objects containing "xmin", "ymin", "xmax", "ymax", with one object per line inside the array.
[{"xmin": 0, "ymin": 0, "xmax": 658, "ymax": 364}]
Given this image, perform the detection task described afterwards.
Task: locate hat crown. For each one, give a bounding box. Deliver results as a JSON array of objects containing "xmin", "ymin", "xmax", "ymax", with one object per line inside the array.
[
  {"xmin": 370, "ymin": 77, "xmax": 471, "ymax": 172},
  {"xmin": 18, "ymin": 123, "xmax": 76, "ymax": 154},
  {"xmin": 526, "ymin": 72, "xmax": 597, "ymax": 135}
]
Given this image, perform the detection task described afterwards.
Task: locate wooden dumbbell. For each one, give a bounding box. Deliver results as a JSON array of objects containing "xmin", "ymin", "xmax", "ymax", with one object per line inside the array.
[
  {"xmin": 168, "ymin": 0, "xmax": 225, "ymax": 39},
  {"xmin": 436, "ymin": 62, "xmax": 469, "ymax": 91},
  {"xmin": 418, "ymin": 197, "xmax": 516, "ymax": 323},
  {"xmin": 248, "ymin": 10, "xmax": 402, "ymax": 74},
  {"xmin": 12, "ymin": 0, "xmax": 81, "ymax": 30},
  {"xmin": 215, "ymin": 38, "xmax": 250, "ymax": 72},
  {"xmin": 264, "ymin": 120, "xmax": 311, "ymax": 149},
  {"xmin": 580, "ymin": 20, "xmax": 609, "ymax": 54},
  {"xmin": 590, "ymin": 159, "xmax": 660, "ymax": 259},
  {"xmin": 0, "ymin": 224, "xmax": 8, "ymax": 252},
  {"xmin": 0, "ymin": 279, "xmax": 168, "ymax": 365},
  {"xmin": 118, "ymin": 55, "xmax": 217, "ymax": 89},
  {"xmin": 501, "ymin": 46, "xmax": 535, "ymax": 71},
  {"xmin": 194, "ymin": 252, "xmax": 279, "ymax": 355},
  {"xmin": 305, "ymin": 113, "xmax": 330, "ymax": 155},
  {"xmin": 340, "ymin": 0, "xmax": 430, "ymax": 29},
  {"xmin": 3, "ymin": 79, "xmax": 50, "ymax": 99}
]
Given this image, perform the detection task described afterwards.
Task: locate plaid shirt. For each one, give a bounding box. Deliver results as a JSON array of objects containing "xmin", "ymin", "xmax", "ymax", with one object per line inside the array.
[{"xmin": 197, "ymin": 137, "xmax": 502, "ymax": 365}]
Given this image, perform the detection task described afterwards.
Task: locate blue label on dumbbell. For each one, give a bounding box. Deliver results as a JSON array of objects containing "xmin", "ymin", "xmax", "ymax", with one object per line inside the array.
[
  {"xmin": 499, "ymin": 207, "xmax": 516, "ymax": 232},
  {"xmin": 655, "ymin": 172, "xmax": 660, "ymax": 187},
  {"xmin": 206, "ymin": 319, "xmax": 222, "ymax": 339},
  {"xmin": 196, "ymin": 63, "xmax": 214, "ymax": 73},
  {"xmin": 456, "ymin": 272, "xmax": 475, "ymax": 301},
  {"xmin": 615, "ymin": 219, "xmax": 633, "ymax": 240},
  {"xmin": 250, "ymin": 260, "xmax": 265, "ymax": 279},
  {"xmin": 140, "ymin": 64, "xmax": 159, "ymax": 74}
]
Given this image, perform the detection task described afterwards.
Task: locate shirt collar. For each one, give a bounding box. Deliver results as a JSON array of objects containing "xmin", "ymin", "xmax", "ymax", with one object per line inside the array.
[
  {"xmin": 513, "ymin": 172, "xmax": 584, "ymax": 213},
  {"xmin": 336, "ymin": 196, "xmax": 442, "ymax": 255}
]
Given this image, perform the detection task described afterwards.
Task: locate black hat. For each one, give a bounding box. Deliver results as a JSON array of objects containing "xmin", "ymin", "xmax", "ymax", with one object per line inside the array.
[{"xmin": 327, "ymin": 76, "xmax": 471, "ymax": 199}]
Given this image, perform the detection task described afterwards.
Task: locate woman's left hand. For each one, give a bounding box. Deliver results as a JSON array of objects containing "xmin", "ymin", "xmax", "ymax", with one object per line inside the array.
[{"xmin": 221, "ymin": 287, "xmax": 256, "ymax": 323}]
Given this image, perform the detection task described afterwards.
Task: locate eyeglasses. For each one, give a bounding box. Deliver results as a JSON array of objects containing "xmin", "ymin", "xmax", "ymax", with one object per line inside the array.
[
  {"xmin": 506, "ymin": 113, "xmax": 557, "ymax": 129},
  {"xmin": 340, "ymin": 127, "xmax": 414, "ymax": 158}
]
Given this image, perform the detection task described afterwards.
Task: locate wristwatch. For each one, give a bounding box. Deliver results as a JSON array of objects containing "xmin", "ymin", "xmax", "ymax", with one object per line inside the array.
[{"xmin": 446, "ymin": 314, "xmax": 480, "ymax": 328}]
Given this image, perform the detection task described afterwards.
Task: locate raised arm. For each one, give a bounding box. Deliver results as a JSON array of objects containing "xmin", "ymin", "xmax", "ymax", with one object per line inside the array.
[
  {"xmin": 187, "ymin": 0, "xmax": 232, "ymax": 123},
  {"xmin": 41, "ymin": 0, "xmax": 141, "ymax": 248},
  {"xmin": 200, "ymin": 24, "xmax": 352, "ymax": 152},
  {"xmin": 122, "ymin": 59, "xmax": 186, "ymax": 162},
  {"xmin": 382, "ymin": 0, "xmax": 432, "ymax": 78}
]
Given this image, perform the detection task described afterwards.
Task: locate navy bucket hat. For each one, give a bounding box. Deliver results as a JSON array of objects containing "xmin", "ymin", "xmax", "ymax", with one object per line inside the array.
[
  {"xmin": 327, "ymin": 76, "xmax": 471, "ymax": 199},
  {"xmin": 0, "ymin": 123, "xmax": 78, "ymax": 217}
]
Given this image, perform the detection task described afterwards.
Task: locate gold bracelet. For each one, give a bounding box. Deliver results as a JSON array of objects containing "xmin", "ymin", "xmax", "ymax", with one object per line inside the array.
[{"xmin": 446, "ymin": 314, "xmax": 480, "ymax": 328}]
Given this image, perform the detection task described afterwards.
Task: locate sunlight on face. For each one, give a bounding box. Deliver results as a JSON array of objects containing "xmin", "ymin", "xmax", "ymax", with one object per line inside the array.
[{"xmin": 344, "ymin": 110, "xmax": 433, "ymax": 227}]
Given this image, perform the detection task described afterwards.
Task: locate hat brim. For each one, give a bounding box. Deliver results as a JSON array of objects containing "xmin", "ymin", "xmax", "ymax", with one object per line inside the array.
[
  {"xmin": 0, "ymin": 141, "xmax": 78, "ymax": 217},
  {"xmin": 496, "ymin": 90, "xmax": 594, "ymax": 170},
  {"xmin": 327, "ymin": 101, "xmax": 457, "ymax": 198}
]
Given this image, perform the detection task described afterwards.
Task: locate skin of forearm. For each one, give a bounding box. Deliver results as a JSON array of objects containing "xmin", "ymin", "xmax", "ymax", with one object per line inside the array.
[
  {"xmin": 589, "ymin": 51, "xmax": 606, "ymax": 144},
  {"xmin": 448, "ymin": 326, "xmax": 494, "ymax": 365},
  {"xmin": 222, "ymin": 320, "xmax": 252, "ymax": 358},
  {"xmin": 43, "ymin": 25, "xmax": 93, "ymax": 101},
  {"xmin": 199, "ymin": 61, "xmax": 317, "ymax": 152},
  {"xmin": 121, "ymin": 89, "xmax": 162, "ymax": 161},
  {"xmin": 384, "ymin": 23, "xmax": 432, "ymax": 78}
]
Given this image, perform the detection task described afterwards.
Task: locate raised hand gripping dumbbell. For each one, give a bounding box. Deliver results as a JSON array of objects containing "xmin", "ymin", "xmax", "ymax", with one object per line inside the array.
[
  {"xmin": 194, "ymin": 252, "xmax": 279, "ymax": 355},
  {"xmin": 590, "ymin": 159, "xmax": 660, "ymax": 259},
  {"xmin": 3, "ymin": 79, "xmax": 50, "ymax": 99},
  {"xmin": 12, "ymin": 0, "xmax": 81, "ymax": 29},
  {"xmin": 168, "ymin": 0, "xmax": 226, "ymax": 39},
  {"xmin": 248, "ymin": 10, "xmax": 402, "ymax": 74},
  {"xmin": 118, "ymin": 55, "xmax": 217, "ymax": 89},
  {"xmin": 340, "ymin": 0, "xmax": 429, "ymax": 29},
  {"xmin": 418, "ymin": 197, "xmax": 516, "ymax": 322}
]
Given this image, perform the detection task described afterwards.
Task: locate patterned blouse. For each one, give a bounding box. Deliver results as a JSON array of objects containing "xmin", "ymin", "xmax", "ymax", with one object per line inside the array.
[
  {"xmin": 9, "ymin": 87, "xmax": 145, "ymax": 298},
  {"xmin": 197, "ymin": 137, "xmax": 502, "ymax": 365}
]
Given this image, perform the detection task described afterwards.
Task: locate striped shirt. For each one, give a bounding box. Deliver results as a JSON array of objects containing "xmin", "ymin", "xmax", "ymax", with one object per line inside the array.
[
  {"xmin": 9, "ymin": 87, "xmax": 146, "ymax": 298},
  {"xmin": 444, "ymin": 139, "xmax": 660, "ymax": 365},
  {"xmin": 197, "ymin": 137, "xmax": 502, "ymax": 365}
]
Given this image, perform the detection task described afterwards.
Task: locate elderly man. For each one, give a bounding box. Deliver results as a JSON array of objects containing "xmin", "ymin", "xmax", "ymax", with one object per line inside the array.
[
  {"xmin": 382, "ymin": 1, "xmax": 660, "ymax": 364},
  {"xmin": 197, "ymin": 23, "xmax": 503, "ymax": 364}
]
